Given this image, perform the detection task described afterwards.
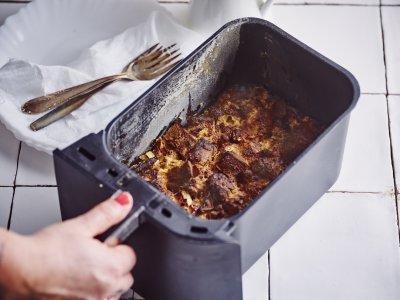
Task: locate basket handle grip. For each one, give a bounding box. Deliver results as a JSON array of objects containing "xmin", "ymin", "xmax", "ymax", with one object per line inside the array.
[{"xmin": 104, "ymin": 200, "xmax": 146, "ymax": 246}]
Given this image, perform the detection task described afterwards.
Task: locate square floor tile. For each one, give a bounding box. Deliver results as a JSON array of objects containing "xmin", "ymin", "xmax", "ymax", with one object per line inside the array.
[
  {"xmin": 10, "ymin": 187, "xmax": 61, "ymax": 235},
  {"xmin": 271, "ymin": 5, "xmax": 386, "ymax": 93},
  {"xmin": 0, "ymin": 187, "xmax": 13, "ymax": 228},
  {"xmin": 382, "ymin": 7, "xmax": 400, "ymax": 94},
  {"xmin": 331, "ymin": 95, "xmax": 394, "ymax": 192},
  {"xmin": 243, "ymin": 251, "xmax": 269, "ymax": 300},
  {"xmin": 382, "ymin": 0, "xmax": 400, "ymax": 4},
  {"xmin": 0, "ymin": 123, "xmax": 19, "ymax": 186},
  {"xmin": 388, "ymin": 95, "xmax": 400, "ymax": 194},
  {"xmin": 275, "ymin": 0, "xmax": 379, "ymax": 4},
  {"xmin": 15, "ymin": 143, "xmax": 56, "ymax": 186},
  {"xmin": 270, "ymin": 192, "xmax": 400, "ymax": 300}
]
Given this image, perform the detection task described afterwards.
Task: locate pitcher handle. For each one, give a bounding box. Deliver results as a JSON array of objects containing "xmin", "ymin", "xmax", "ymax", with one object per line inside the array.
[{"xmin": 260, "ymin": 0, "xmax": 274, "ymax": 19}]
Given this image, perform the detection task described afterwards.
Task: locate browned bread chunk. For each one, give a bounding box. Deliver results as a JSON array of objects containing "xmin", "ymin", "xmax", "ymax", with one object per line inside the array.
[
  {"xmin": 131, "ymin": 85, "xmax": 324, "ymax": 219},
  {"xmin": 163, "ymin": 123, "xmax": 196, "ymax": 157},
  {"xmin": 217, "ymin": 151, "xmax": 248, "ymax": 177}
]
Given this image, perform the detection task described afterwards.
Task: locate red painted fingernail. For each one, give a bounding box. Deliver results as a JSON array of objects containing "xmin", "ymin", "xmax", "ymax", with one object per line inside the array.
[{"xmin": 115, "ymin": 192, "xmax": 130, "ymax": 206}]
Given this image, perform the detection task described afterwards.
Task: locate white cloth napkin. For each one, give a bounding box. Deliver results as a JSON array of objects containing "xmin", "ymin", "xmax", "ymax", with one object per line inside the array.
[{"xmin": 0, "ymin": 10, "xmax": 203, "ymax": 153}]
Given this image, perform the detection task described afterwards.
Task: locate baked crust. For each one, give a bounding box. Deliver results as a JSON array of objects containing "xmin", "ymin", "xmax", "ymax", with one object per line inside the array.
[{"xmin": 132, "ymin": 86, "xmax": 324, "ymax": 219}]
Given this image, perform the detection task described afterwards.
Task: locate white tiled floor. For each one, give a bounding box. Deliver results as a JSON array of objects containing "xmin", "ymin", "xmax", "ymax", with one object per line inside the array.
[
  {"xmin": 0, "ymin": 187, "xmax": 13, "ymax": 228},
  {"xmin": 382, "ymin": 0, "xmax": 400, "ymax": 4},
  {"xmin": 382, "ymin": 7, "xmax": 400, "ymax": 95},
  {"xmin": 270, "ymin": 192, "xmax": 400, "ymax": 300},
  {"xmin": 0, "ymin": 1, "xmax": 399, "ymax": 300},
  {"xmin": 274, "ymin": 0, "xmax": 400, "ymax": 4},
  {"xmin": 9, "ymin": 187, "xmax": 61, "ymax": 235},
  {"xmin": 275, "ymin": 0, "xmax": 379, "ymax": 4},
  {"xmin": 388, "ymin": 95, "xmax": 400, "ymax": 194},
  {"xmin": 330, "ymin": 95, "xmax": 393, "ymax": 193},
  {"xmin": 15, "ymin": 143, "xmax": 57, "ymax": 186},
  {"xmin": 271, "ymin": 5, "xmax": 386, "ymax": 94},
  {"xmin": 243, "ymin": 252, "xmax": 269, "ymax": 300}
]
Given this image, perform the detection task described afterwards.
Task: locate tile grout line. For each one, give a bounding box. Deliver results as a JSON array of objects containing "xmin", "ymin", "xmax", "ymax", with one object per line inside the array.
[
  {"xmin": 327, "ymin": 190, "xmax": 391, "ymax": 194},
  {"xmin": 362, "ymin": 92, "xmax": 389, "ymax": 95},
  {"xmin": 268, "ymin": 250, "xmax": 271, "ymax": 300},
  {"xmin": 275, "ymin": 3, "xmax": 379, "ymax": 6},
  {"xmin": 6, "ymin": 142, "xmax": 21, "ymax": 230},
  {"xmin": 379, "ymin": 0, "xmax": 400, "ymax": 244},
  {"xmin": 15, "ymin": 185, "xmax": 58, "ymax": 187},
  {"xmin": 386, "ymin": 96, "xmax": 400, "ymax": 245},
  {"xmin": 274, "ymin": 3, "xmax": 400, "ymax": 7}
]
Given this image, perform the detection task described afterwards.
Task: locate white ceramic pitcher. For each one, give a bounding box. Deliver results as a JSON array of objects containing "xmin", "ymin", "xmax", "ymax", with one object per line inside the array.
[{"xmin": 189, "ymin": 0, "xmax": 274, "ymax": 35}]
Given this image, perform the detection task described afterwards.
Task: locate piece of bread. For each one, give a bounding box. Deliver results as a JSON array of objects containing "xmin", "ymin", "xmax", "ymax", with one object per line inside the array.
[{"xmin": 132, "ymin": 86, "xmax": 324, "ymax": 219}]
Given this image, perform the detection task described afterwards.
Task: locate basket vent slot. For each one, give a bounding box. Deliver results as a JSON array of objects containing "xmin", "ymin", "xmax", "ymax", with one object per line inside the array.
[
  {"xmin": 77, "ymin": 147, "xmax": 96, "ymax": 161},
  {"xmin": 161, "ymin": 208, "xmax": 172, "ymax": 218},
  {"xmin": 149, "ymin": 199, "xmax": 160, "ymax": 209},
  {"xmin": 224, "ymin": 221, "xmax": 235, "ymax": 232},
  {"xmin": 190, "ymin": 226, "xmax": 208, "ymax": 234},
  {"xmin": 107, "ymin": 168, "xmax": 119, "ymax": 177},
  {"xmin": 117, "ymin": 173, "xmax": 133, "ymax": 187}
]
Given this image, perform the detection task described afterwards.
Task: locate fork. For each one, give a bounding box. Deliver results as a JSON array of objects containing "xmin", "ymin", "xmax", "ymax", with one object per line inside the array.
[
  {"xmin": 22, "ymin": 43, "xmax": 181, "ymax": 115},
  {"xmin": 29, "ymin": 84, "xmax": 106, "ymax": 131}
]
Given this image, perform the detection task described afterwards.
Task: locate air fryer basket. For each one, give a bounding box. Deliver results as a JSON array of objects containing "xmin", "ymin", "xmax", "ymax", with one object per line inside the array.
[{"xmin": 54, "ymin": 18, "xmax": 359, "ymax": 300}]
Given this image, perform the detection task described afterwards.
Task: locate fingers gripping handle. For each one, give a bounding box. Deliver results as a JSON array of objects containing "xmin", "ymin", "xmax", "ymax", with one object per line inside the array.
[{"xmin": 105, "ymin": 204, "xmax": 146, "ymax": 246}]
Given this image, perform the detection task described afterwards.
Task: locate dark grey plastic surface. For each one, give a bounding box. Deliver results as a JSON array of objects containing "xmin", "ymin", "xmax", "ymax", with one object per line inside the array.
[{"xmin": 54, "ymin": 18, "xmax": 359, "ymax": 300}]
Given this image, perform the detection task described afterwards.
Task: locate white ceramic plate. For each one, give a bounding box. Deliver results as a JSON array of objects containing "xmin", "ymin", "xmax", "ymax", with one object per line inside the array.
[
  {"xmin": 0, "ymin": 0, "xmax": 168, "ymax": 153},
  {"xmin": 0, "ymin": 0, "xmax": 162, "ymax": 67}
]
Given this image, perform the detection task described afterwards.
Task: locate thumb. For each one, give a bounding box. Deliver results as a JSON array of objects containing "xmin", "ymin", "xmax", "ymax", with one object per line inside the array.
[{"xmin": 73, "ymin": 191, "xmax": 133, "ymax": 237}]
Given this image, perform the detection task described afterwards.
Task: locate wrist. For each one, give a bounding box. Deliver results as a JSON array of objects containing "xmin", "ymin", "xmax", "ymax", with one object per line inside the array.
[
  {"xmin": 0, "ymin": 228, "xmax": 13, "ymax": 276},
  {"xmin": 0, "ymin": 229, "xmax": 31, "ymax": 295}
]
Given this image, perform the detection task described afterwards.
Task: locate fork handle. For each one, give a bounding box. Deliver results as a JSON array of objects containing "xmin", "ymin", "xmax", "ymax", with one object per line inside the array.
[
  {"xmin": 30, "ymin": 92, "xmax": 89, "ymax": 131},
  {"xmin": 22, "ymin": 73, "xmax": 127, "ymax": 114},
  {"xmin": 29, "ymin": 82, "xmax": 111, "ymax": 131}
]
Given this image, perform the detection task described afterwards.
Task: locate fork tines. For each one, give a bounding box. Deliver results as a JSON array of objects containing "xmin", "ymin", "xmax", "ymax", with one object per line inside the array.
[{"xmin": 137, "ymin": 43, "xmax": 182, "ymax": 78}]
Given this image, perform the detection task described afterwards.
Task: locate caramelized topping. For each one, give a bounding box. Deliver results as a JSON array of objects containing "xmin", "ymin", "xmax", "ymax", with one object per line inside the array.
[
  {"xmin": 189, "ymin": 139, "xmax": 216, "ymax": 165},
  {"xmin": 163, "ymin": 123, "xmax": 196, "ymax": 157},
  {"xmin": 204, "ymin": 173, "xmax": 234, "ymax": 206},
  {"xmin": 166, "ymin": 161, "xmax": 193, "ymax": 193},
  {"xmin": 217, "ymin": 151, "xmax": 248, "ymax": 177},
  {"xmin": 131, "ymin": 85, "xmax": 325, "ymax": 219}
]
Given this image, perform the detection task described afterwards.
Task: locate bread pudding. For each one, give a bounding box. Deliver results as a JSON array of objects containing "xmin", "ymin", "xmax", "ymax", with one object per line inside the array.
[{"xmin": 131, "ymin": 85, "xmax": 324, "ymax": 219}]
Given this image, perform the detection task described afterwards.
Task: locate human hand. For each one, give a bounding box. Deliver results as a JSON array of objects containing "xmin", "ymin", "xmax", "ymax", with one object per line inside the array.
[{"xmin": 0, "ymin": 191, "xmax": 136, "ymax": 300}]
